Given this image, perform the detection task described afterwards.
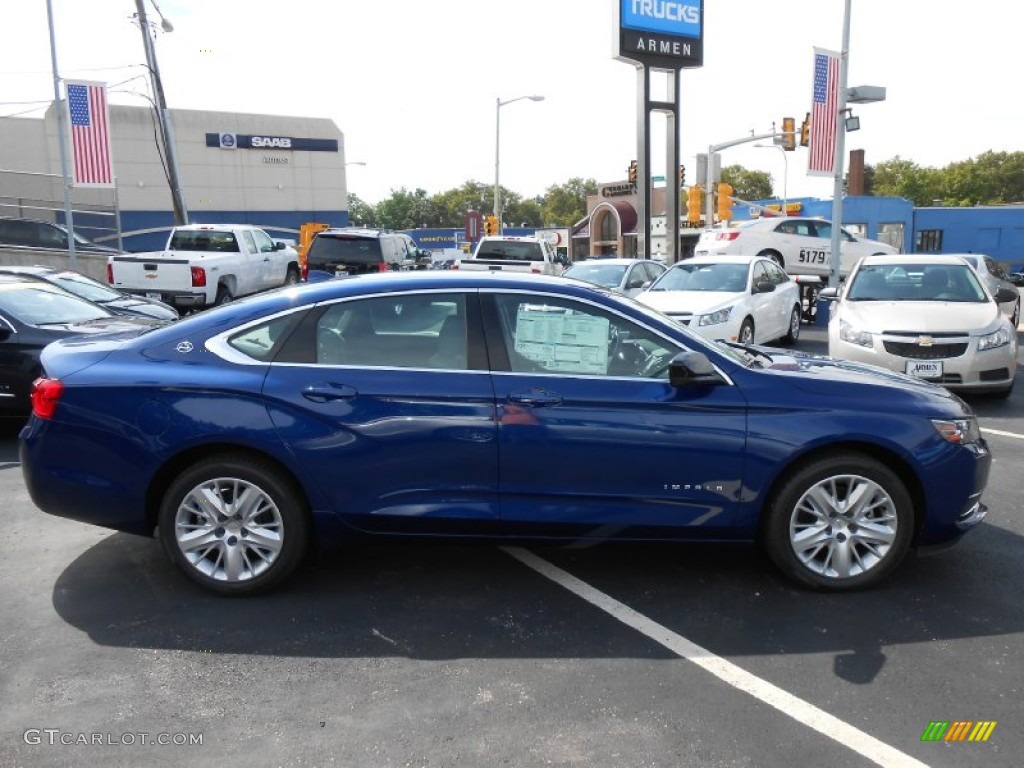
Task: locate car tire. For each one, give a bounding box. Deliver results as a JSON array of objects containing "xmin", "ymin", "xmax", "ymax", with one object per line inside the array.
[
  {"xmin": 764, "ymin": 453, "xmax": 914, "ymax": 591},
  {"xmin": 1011, "ymin": 299, "xmax": 1020, "ymax": 329},
  {"xmin": 757, "ymin": 250, "xmax": 784, "ymax": 269},
  {"xmin": 214, "ymin": 284, "xmax": 234, "ymax": 306},
  {"xmin": 738, "ymin": 318, "xmax": 755, "ymax": 345},
  {"xmin": 284, "ymin": 265, "xmax": 300, "ymax": 285},
  {"xmin": 782, "ymin": 304, "xmax": 801, "ymax": 345},
  {"xmin": 158, "ymin": 453, "xmax": 310, "ymax": 596}
]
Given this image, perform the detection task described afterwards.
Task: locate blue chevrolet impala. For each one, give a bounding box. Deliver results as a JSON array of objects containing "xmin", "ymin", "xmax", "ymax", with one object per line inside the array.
[{"xmin": 20, "ymin": 271, "xmax": 991, "ymax": 595}]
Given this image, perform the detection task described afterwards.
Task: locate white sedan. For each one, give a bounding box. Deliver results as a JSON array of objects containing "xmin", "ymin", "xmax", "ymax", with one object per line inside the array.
[
  {"xmin": 562, "ymin": 258, "xmax": 666, "ymax": 298},
  {"xmin": 695, "ymin": 216, "xmax": 896, "ymax": 278},
  {"xmin": 637, "ymin": 255, "xmax": 803, "ymax": 345},
  {"xmin": 824, "ymin": 254, "xmax": 1019, "ymax": 397}
]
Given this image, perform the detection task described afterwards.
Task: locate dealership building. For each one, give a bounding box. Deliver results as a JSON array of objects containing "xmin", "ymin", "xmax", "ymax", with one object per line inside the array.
[{"xmin": 0, "ymin": 103, "xmax": 352, "ymax": 251}]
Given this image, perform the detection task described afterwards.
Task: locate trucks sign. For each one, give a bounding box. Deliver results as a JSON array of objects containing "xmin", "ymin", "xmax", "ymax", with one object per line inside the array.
[{"xmin": 618, "ymin": 0, "xmax": 704, "ymax": 69}]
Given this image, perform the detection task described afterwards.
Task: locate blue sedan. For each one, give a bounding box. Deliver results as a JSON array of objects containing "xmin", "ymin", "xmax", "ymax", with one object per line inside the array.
[{"xmin": 20, "ymin": 272, "xmax": 992, "ymax": 595}]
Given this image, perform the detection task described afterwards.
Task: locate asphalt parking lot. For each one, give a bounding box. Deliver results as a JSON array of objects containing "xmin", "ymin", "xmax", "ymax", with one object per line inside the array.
[{"xmin": 1, "ymin": 323, "xmax": 1022, "ymax": 768}]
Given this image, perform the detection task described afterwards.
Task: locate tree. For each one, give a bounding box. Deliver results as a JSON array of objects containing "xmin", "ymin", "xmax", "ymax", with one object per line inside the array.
[
  {"xmin": 374, "ymin": 187, "xmax": 441, "ymax": 230},
  {"xmin": 346, "ymin": 193, "xmax": 377, "ymax": 228},
  {"xmin": 720, "ymin": 165, "xmax": 772, "ymax": 201},
  {"xmin": 541, "ymin": 178, "xmax": 598, "ymax": 226}
]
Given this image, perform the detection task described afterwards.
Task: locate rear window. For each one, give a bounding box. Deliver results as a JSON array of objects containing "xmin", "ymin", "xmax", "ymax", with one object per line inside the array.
[
  {"xmin": 307, "ymin": 235, "xmax": 384, "ymax": 265},
  {"xmin": 475, "ymin": 242, "xmax": 544, "ymax": 261},
  {"xmin": 170, "ymin": 230, "xmax": 239, "ymax": 252}
]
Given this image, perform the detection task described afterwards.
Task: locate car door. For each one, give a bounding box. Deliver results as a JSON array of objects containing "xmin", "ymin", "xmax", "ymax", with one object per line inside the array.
[
  {"xmin": 250, "ymin": 228, "xmax": 285, "ymax": 289},
  {"xmin": 622, "ymin": 263, "xmax": 647, "ymax": 297},
  {"xmin": 749, "ymin": 260, "xmax": 781, "ymax": 342},
  {"xmin": 762, "ymin": 259, "xmax": 796, "ymax": 340},
  {"xmin": 771, "ymin": 219, "xmax": 826, "ymax": 273},
  {"xmin": 259, "ymin": 290, "xmax": 500, "ymax": 533},
  {"xmin": 483, "ymin": 290, "xmax": 748, "ymax": 536}
]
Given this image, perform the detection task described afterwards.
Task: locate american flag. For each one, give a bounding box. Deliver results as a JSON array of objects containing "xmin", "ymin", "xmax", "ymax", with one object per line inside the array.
[
  {"xmin": 66, "ymin": 81, "xmax": 114, "ymax": 187},
  {"xmin": 808, "ymin": 48, "xmax": 839, "ymax": 176}
]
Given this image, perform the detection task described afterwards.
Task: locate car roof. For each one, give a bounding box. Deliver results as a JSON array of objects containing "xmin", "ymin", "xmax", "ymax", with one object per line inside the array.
[
  {"xmin": 317, "ymin": 227, "xmax": 398, "ymax": 238},
  {"xmin": 570, "ymin": 258, "xmax": 645, "ymax": 267},
  {"xmin": 679, "ymin": 255, "xmax": 763, "ymax": 265},
  {"xmin": 860, "ymin": 254, "xmax": 973, "ymax": 267}
]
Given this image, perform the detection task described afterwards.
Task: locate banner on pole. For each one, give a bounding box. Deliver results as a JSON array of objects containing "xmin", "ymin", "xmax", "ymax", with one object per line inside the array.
[
  {"xmin": 808, "ymin": 48, "xmax": 839, "ymax": 177},
  {"xmin": 66, "ymin": 80, "xmax": 114, "ymax": 187}
]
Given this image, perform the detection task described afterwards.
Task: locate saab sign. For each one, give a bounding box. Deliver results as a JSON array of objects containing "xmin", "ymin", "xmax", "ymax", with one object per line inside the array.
[
  {"xmin": 206, "ymin": 133, "xmax": 339, "ymax": 152},
  {"xmin": 619, "ymin": 0, "xmax": 704, "ymax": 69}
]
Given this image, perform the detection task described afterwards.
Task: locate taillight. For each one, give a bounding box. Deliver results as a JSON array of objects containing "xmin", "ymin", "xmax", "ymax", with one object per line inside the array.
[
  {"xmin": 451, "ymin": 263, "xmax": 459, "ymax": 270},
  {"xmin": 31, "ymin": 378, "xmax": 63, "ymax": 420},
  {"xmin": 377, "ymin": 262, "xmax": 389, "ymax": 273},
  {"xmin": 191, "ymin": 266, "xmax": 207, "ymax": 287},
  {"xmin": 301, "ymin": 264, "xmax": 308, "ymax": 281},
  {"xmin": 716, "ymin": 231, "xmax": 741, "ymax": 241},
  {"xmin": 106, "ymin": 263, "xmax": 114, "ymax": 284},
  {"xmin": 531, "ymin": 268, "xmax": 541, "ymax": 274}
]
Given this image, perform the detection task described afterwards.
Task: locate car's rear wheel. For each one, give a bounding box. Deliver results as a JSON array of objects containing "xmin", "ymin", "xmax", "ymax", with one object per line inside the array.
[
  {"xmin": 158, "ymin": 454, "xmax": 309, "ymax": 596},
  {"xmin": 284, "ymin": 265, "xmax": 300, "ymax": 285},
  {"xmin": 738, "ymin": 318, "xmax": 755, "ymax": 345},
  {"xmin": 782, "ymin": 304, "xmax": 801, "ymax": 345},
  {"xmin": 214, "ymin": 284, "xmax": 234, "ymax": 306},
  {"xmin": 764, "ymin": 454, "xmax": 914, "ymax": 590},
  {"xmin": 757, "ymin": 249, "xmax": 784, "ymax": 269}
]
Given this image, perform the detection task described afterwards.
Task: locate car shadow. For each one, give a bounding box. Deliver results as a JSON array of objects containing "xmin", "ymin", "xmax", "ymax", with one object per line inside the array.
[{"xmin": 50, "ymin": 523, "xmax": 1024, "ymax": 677}]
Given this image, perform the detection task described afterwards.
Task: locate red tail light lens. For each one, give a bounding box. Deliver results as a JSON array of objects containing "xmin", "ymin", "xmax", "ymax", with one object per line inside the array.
[
  {"xmin": 191, "ymin": 266, "xmax": 207, "ymax": 287},
  {"xmin": 31, "ymin": 378, "xmax": 63, "ymax": 420},
  {"xmin": 715, "ymin": 232, "xmax": 741, "ymax": 241},
  {"xmin": 106, "ymin": 263, "xmax": 114, "ymax": 284},
  {"xmin": 377, "ymin": 262, "xmax": 389, "ymax": 273},
  {"xmin": 301, "ymin": 264, "xmax": 308, "ymax": 281}
]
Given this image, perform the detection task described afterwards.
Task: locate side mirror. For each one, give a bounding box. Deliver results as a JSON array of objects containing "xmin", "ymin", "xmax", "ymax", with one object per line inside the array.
[
  {"xmin": 818, "ymin": 286, "xmax": 840, "ymax": 300},
  {"xmin": 754, "ymin": 280, "xmax": 775, "ymax": 294},
  {"xmin": 668, "ymin": 351, "xmax": 726, "ymax": 388},
  {"xmin": 993, "ymin": 287, "xmax": 1018, "ymax": 304},
  {"xmin": 274, "ymin": 241, "xmax": 286, "ymax": 251},
  {"xmin": 626, "ymin": 278, "xmax": 645, "ymax": 289}
]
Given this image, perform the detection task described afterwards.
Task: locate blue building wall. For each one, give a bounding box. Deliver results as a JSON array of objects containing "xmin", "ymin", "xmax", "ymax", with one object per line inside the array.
[{"xmin": 403, "ymin": 227, "xmax": 536, "ymax": 251}]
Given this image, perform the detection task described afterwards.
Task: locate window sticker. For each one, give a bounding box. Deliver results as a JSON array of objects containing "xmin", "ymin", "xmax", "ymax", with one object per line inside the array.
[{"xmin": 514, "ymin": 306, "xmax": 609, "ymax": 374}]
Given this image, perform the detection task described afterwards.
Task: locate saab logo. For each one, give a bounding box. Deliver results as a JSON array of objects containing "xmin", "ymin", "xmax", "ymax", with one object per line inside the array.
[
  {"xmin": 219, "ymin": 132, "xmax": 236, "ymax": 149},
  {"xmin": 921, "ymin": 721, "xmax": 997, "ymax": 742},
  {"xmin": 251, "ymin": 136, "xmax": 292, "ymax": 149}
]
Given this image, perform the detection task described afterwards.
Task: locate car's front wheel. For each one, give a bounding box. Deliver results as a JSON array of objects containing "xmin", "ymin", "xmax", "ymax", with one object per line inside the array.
[
  {"xmin": 738, "ymin": 318, "xmax": 755, "ymax": 345},
  {"xmin": 764, "ymin": 454, "xmax": 914, "ymax": 590},
  {"xmin": 158, "ymin": 454, "xmax": 309, "ymax": 596},
  {"xmin": 782, "ymin": 304, "xmax": 801, "ymax": 345}
]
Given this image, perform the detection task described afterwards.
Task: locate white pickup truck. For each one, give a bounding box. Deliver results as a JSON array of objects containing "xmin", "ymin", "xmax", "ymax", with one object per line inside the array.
[
  {"xmin": 107, "ymin": 224, "xmax": 301, "ymax": 310},
  {"xmin": 455, "ymin": 235, "xmax": 568, "ymax": 276}
]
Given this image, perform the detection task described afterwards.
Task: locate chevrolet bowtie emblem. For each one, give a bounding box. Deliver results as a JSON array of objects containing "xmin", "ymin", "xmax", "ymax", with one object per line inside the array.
[{"xmin": 917, "ymin": 336, "xmax": 935, "ymax": 346}]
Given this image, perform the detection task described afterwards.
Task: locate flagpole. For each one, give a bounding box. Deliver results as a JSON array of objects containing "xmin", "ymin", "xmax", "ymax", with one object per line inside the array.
[
  {"xmin": 45, "ymin": 0, "xmax": 77, "ymax": 270},
  {"xmin": 828, "ymin": 0, "xmax": 852, "ymax": 289}
]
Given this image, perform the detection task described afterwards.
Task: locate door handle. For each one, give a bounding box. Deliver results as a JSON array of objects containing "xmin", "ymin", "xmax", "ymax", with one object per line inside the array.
[
  {"xmin": 302, "ymin": 383, "xmax": 357, "ymax": 402},
  {"xmin": 507, "ymin": 390, "xmax": 562, "ymax": 408}
]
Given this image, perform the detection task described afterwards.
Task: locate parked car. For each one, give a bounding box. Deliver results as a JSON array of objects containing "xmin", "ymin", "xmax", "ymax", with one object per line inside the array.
[
  {"xmin": 0, "ymin": 265, "xmax": 178, "ymax": 321},
  {"xmin": 562, "ymin": 258, "xmax": 666, "ymax": 298},
  {"xmin": 0, "ymin": 216, "xmax": 120, "ymax": 254},
  {"xmin": 637, "ymin": 255, "xmax": 802, "ymax": 345},
  {"xmin": 823, "ymin": 255, "xmax": 1018, "ymax": 397},
  {"xmin": 954, "ymin": 253, "xmax": 1020, "ymax": 327},
  {"xmin": 21, "ymin": 272, "xmax": 993, "ymax": 595},
  {"xmin": 0, "ymin": 274, "xmax": 161, "ymax": 419},
  {"xmin": 305, "ymin": 228, "xmax": 422, "ymax": 279},
  {"xmin": 695, "ymin": 216, "xmax": 897, "ymax": 278}
]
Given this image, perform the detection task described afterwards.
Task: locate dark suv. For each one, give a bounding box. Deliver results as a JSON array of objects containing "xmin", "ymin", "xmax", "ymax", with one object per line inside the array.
[
  {"xmin": 0, "ymin": 217, "xmax": 119, "ymax": 254},
  {"xmin": 305, "ymin": 228, "xmax": 422, "ymax": 279}
]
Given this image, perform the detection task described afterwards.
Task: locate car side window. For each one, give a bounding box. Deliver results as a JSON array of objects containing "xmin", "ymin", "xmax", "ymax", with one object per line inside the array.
[
  {"xmin": 814, "ymin": 222, "xmax": 832, "ymax": 240},
  {"xmin": 251, "ymin": 229, "xmax": 275, "ymax": 253},
  {"xmin": 241, "ymin": 231, "xmax": 257, "ymax": 255},
  {"xmin": 316, "ymin": 293, "xmax": 468, "ymax": 370},
  {"xmin": 492, "ymin": 294, "xmax": 681, "ymax": 379},
  {"xmin": 752, "ymin": 261, "xmax": 770, "ymax": 288},
  {"xmin": 766, "ymin": 261, "xmax": 790, "ymax": 285}
]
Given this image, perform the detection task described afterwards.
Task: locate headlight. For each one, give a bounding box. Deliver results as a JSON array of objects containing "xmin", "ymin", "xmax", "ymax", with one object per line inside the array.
[
  {"xmin": 932, "ymin": 417, "xmax": 981, "ymax": 445},
  {"xmin": 699, "ymin": 307, "xmax": 732, "ymax": 326},
  {"xmin": 978, "ymin": 326, "xmax": 1012, "ymax": 351},
  {"xmin": 839, "ymin": 319, "xmax": 873, "ymax": 348}
]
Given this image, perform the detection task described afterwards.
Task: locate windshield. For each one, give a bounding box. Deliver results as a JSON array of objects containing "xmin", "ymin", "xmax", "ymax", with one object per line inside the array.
[
  {"xmin": 564, "ymin": 264, "xmax": 628, "ymax": 289},
  {"xmin": 170, "ymin": 230, "xmax": 239, "ymax": 252},
  {"xmin": 0, "ymin": 283, "xmax": 111, "ymax": 325},
  {"xmin": 51, "ymin": 271, "xmax": 123, "ymax": 302},
  {"xmin": 650, "ymin": 262, "xmax": 749, "ymax": 292},
  {"xmin": 475, "ymin": 242, "xmax": 544, "ymax": 261},
  {"xmin": 847, "ymin": 263, "xmax": 987, "ymax": 302}
]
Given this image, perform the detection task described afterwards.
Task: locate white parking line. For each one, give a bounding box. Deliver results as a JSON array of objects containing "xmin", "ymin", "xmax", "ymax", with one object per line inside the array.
[
  {"xmin": 504, "ymin": 547, "xmax": 929, "ymax": 768},
  {"xmin": 982, "ymin": 427, "xmax": 1024, "ymax": 440}
]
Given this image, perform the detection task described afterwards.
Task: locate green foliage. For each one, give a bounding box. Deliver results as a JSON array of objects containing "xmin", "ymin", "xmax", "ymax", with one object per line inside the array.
[
  {"xmin": 865, "ymin": 152, "xmax": 1024, "ymax": 206},
  {"xmin": 720, "ymin": 165, "xmax": 773, "ymax": 201},
  {"xmin": 541, "ymin": 178, "xmax": 598, "ymax": 226}
]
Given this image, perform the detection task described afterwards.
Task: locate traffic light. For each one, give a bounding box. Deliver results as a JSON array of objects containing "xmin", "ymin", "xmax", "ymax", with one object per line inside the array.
[
  {"xmin": 679, "ymin": 165, "xmax": 686, "ymax": 187},
  {"xmin": 800, "ymin": 112, "xmax": 811, "ymax": 147},
  {"xmin": 782, "ymin": 116, "xmax": 796, "ymax": 151},
  {"xmin": 484, "ymin": 215, "xmax": 497, "ymax": 236},
  {"xmin": 628, "ymin": 160, "xmax": 638, "ymax": 185},
  {"xmin": 686, "ymin": 185, "xmax": 702, "ymax": 223},
  {"xmin": 716, "ymin": 183, "xmax": 733, "ymax": 222}
]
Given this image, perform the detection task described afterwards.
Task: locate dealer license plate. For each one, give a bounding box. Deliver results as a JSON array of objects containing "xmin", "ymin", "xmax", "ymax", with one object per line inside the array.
[
  {"xmin": 906, "ymin": 360, "xmax": 942, "ymax": 379},
  {"xmin": 335, "ymin": 268, "xmax": 349, "ymax": 277},
  {"xmin": 145, "ymin": 292, "xmax": 162, "ymax": 300}
]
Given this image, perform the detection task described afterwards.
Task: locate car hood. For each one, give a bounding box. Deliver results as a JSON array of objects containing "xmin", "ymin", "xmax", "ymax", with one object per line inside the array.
[
  {"xmin": 837, "ymin": 300, "xmax": 1002, "ymax": 333},
  {"xmin": 102, "ymin": 296, "xmax": 178, "ymax": 320},
  {"xmin": 638, "ymin": 290, "xmax": 742, "ymax": 315},
  {"xmin": 748, "ymin": 346, "xmax": 966, "ymax": 408}
]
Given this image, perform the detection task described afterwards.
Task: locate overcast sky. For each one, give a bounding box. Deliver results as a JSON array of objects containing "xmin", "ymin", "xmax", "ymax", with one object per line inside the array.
[{"xmin": 1, "ymin": 1, "xmax": 1018, "ymax": 205}]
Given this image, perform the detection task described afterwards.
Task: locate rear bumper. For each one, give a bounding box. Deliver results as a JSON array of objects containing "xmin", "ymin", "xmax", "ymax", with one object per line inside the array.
[{"xmin": 124, "ymin": 290, "xmax": 206, "ymax": 309}]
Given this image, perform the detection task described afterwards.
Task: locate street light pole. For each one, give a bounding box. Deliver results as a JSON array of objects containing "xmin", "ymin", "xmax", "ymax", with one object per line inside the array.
[
  {"xmin": 494, "ymin": 95, "xmax": 543, "ymax": 235},
  {"xmin": 828, "ymin": 0, "xmax": 852, "ymax": 288},
  {"xmin": 135, "ymin": 0, "xmax": 188, "ymax": 225},
  {"xmin": 754, "ymin": 143, "xmax": 788, "ymax": 215}
]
